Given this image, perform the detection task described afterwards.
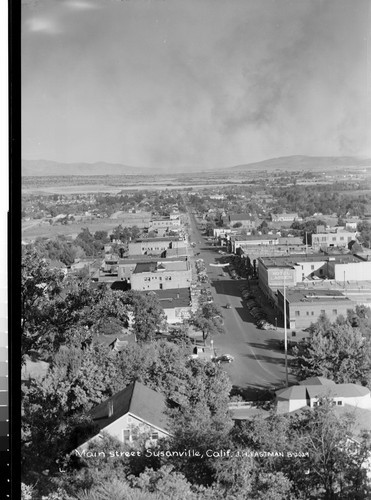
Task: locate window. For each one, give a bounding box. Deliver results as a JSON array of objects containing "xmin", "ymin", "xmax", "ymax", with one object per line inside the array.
[
  {"xmin": 295, "ymin": 311, "xmax": 300, "ymax": 317},
  {"xmin": 151, "ymin": 431, "xmax": 159, "ymax": 440},
  {"xmin": 340, "ymin": 237, "xmax": 344, "ymax": 241},
  {"xmin": 332, "ymin": 309, "xmax": 337, "ymax": 315},
  {"xmin": 311, "ymin": 265, "xmax": 314, "ymax": 270},
  {"xmin": 311, "ymin": 311, "xmax": 314, "ymax": 315},
  {"xmin": 321, "ymin": 310, "xmax": 325, "ymax": 314},
  {"xmin": 123, "ymin": 429, "xmax": 131, "ymax": 442},
  {"xmin": 332, "ymin": 237, "xmax": 336, "ymax": 242},
  {"xmin": 337, "ymin": 401, "xmax": 343, "ymax": 406},
  {"xmin": 306, "ymin": 311, "xmax": 309, "ymax": 316}
]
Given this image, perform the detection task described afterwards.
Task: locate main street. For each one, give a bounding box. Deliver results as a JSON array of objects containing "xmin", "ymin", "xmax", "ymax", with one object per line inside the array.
[{"xmin": 186, "ymin": 210, "xmax": 297, "ymax": 397}]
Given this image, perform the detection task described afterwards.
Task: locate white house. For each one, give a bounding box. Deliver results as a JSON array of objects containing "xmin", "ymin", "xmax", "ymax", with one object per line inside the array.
[
  {"xmin": 75, "ymin": 381, "xmax": 172, "ymax": 452},
  {"xmin": 276, "ymin": 377, "xmax": 371, "ymax": 414}
]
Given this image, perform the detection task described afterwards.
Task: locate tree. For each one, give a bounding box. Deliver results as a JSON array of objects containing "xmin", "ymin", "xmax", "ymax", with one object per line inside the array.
[
  {"xmin": 229, "ymin": 404, "xmax": 371, "ymax": 499},
  {"xmin": 258, "ymin": 220, "xmax": 269, "ymax": 235},
  {"xmin": 347, "ymin": 306, "xmax": 371, "ymax": 340},
  {"xmin": 205, "ymin": 222, "xmax": 216, "ymax": 237},
  {"xmin": 22, "ymin": 343, "xmax": 124, "ymax": 480},
  {"xmin": 189, "ymin": 303, "xmax": 224, "ymax": 343},
  {"xmin": 21, "ymin": 249, "xmax": 65, "ymax": 360},
  {"xmin": 93, "ymin": 230, "xmax": 109, "ymax": 243},
  {"xmin": 22, "ymin": 251, "xmax": 132, "ymax": 359},
  {"xmin": 357, "ymin": 221, "xmax": 371, "ymax": 249},
  {"xmin": 120, "ymin": 291, "xmax": 166, "ymax": 342},
  {"xmin": 129, "ymin": 465, "xmax": 200, "ymax": 499},
  {"xmin": 293, "ymin": 316, "xmax": 371, "ymax": 384},
  {"xmin": 288, "ymin": 400, "xmax": 371, "ymax": 499}
]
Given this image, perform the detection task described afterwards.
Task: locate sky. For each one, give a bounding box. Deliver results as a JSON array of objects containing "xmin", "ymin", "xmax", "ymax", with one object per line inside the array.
[{"xmin": 22, "ymin": 0, "xmax": 371, "ymax": 170}]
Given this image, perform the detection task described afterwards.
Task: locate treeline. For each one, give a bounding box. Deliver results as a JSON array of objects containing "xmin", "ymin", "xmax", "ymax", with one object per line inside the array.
[
  {"xmin": 270, "ymin": 185, "xmax": 369, "ymax": 218},
  {"xmin": 26, "ymin": 225, "xmax": 144, "ymax": 266},
  {"xmin": 28, "ymin": 229, "xmax": 111, "ymax": 266},
  {"xmin": 23, "ymin": 191, "xmax": 186, "ymax": 220}
]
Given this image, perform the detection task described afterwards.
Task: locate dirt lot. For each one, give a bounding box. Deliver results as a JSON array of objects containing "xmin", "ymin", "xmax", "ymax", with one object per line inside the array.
[{"xmin": 22, "ymin": 218, "xmax": 123, "ymax": 241}]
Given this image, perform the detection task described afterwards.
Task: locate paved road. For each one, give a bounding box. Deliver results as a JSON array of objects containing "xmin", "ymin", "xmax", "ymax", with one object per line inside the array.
[{"xmin": 186, "ymin": 210, "xmax": 297, "ymax": 397}]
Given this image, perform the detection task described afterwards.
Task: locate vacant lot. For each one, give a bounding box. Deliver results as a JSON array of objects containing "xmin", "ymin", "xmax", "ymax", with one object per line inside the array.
[{"xmin": 22, "ymin": 218, "xmax": 124, "ymax": 241}]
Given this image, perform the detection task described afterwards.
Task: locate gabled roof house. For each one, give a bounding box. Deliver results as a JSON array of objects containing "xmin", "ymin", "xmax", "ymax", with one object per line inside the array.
[{"xmin": 76, "ymin": 381, "xmax": 172, "ymax": 451}]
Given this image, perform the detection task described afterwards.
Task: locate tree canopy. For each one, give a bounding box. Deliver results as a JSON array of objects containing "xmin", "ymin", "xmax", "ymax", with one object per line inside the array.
[{"xmin": 293, "ymin": 313, "xmax": 371, "ymax": 385}]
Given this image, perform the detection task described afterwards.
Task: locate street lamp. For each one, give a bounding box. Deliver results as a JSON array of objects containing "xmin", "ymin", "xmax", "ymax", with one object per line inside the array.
[{"xmin": 275, "ymin": 317, "xmax": 277, "ymax": 329}]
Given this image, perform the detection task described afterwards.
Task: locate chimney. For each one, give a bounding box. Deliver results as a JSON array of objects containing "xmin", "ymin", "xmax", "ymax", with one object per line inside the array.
[{"xmin": 108, "ymin": 400, "xmax": 114, "ymax": 418}]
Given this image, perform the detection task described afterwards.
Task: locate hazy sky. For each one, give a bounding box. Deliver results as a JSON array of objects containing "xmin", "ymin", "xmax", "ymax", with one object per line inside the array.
[{"xmin": 22, "ymin": 0, "xmax": 371, "ymax": 170}]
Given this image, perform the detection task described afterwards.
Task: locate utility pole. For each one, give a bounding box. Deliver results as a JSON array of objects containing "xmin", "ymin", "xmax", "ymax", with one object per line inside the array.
[
  {"xmin": 305, "ymin": 231, "xmax": 308, "ymax": 256},
  {"xmin": 283, "ymin": 273, "xmax": 289, "ymax": 387}
]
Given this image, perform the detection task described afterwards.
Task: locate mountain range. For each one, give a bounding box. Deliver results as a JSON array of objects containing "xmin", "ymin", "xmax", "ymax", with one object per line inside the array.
[{"xmin": 22, "ymin": 156, "xmax": 371, "ymax": 177}]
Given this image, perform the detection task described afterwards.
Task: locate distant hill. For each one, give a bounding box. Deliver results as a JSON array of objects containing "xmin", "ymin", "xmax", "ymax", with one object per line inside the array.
[
  {"xmin": 22, "ymin": 159, "xmax": 153, "ymax": 176},
  {"xmin": 228, "ymin": 155, "xmax": 371, "ymax": 172},
  {"xmin": 22, "ymin": 155, "xmax": 371, "ymax": 177}
]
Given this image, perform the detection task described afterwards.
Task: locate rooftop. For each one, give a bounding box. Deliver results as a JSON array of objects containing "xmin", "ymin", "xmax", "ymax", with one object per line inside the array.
[
  {"xmin": 229, "ymin": 213, "xmax": 256, "ymax": 221},
  {"xmin": 260, "ymin": 253, "xmax": 361, "ymax": 268},
  {"xmin": 278, "ymin": 288, "xmax": 352, "ymax": 304},
  {"xmin": 276, "ymin": 379, "xmax": 370, "ymax": 401},
  {"xmin": 233, "ymin": 234, "xmax": 279, "ymax": 242},
  {"xmin": 299, "ymin": 377, "xmax": 336, "ymax": 386},
  {"xmin": 133, "ymin": 260, "xmax": 189, "ymax": 274},
  {"xmin": 132, "ymin": 237, "xmax": 181, "ymax": 243},
  {"xmin": 118, "ymin": 256, "xmax": 187, "ymax": 265},
  {"xmin": 133, "ymin": 262, "xmax": 157, "ymax": 274},
  {"xmin": 90, "ymin": 381, "xmax": 170, "ymax": 434},
  {"xmin": 278, "ymin": 237, "xmax": 304, "ymax": 246},
  {"xmin": 151, "ymin": 287, "xmax": 191, "ymax": 308}
]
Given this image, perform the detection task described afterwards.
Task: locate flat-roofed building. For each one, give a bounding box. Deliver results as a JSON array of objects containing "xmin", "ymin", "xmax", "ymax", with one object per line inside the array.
[
  {"xmin": 149, "ymin": 217, "xmax": 181, "ymax": 230},
  {"xmin": 151, "ymin": 288, "xmax": 192, "ymax": 323},
  {"xmin": 131, "ymin": 260, "xmax": 192, "ymax": 291},
  {"xmin": 225, "ymin": 213, "xmax": 257, "ymax": 229},
  {"xmin": 312, "ymin": 229, "xmax": 356, "ymax": 250},
  {"xmin": 258, "ymin": 253, "xmax": 368, "ymax": 301},
  {"xmin": 128, "ymin": 237, "xmax": 187, "ymax": 256},
  {"xmin": 230, "ymin": 235, "xmax": 279, "ymax": 254},
  {"xmin": 232, "ymin": 236, "xmax": 307, "ymax": 261},
  {"xmin": 277, "ymin": 288, "xmax": 355, "ymax": 330}
]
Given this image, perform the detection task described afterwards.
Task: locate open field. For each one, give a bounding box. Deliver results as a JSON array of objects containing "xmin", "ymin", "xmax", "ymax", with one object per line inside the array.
[
  {"xmin": 22, "ymin": 180, "xmax": 245, "ymax": 195},
  {"xmin": 22, "ymin": 218, "xmax": 126, "ymax": 241}
]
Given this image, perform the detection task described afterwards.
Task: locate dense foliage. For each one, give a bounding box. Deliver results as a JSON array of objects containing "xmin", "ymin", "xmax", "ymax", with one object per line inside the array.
[
  {"xmin": 21, "ymin": 252, "xmax": 371, "ymax": 499},
  {"xmin": 293, "ymin": 312, "xmax": 371, "ymax": 385}
]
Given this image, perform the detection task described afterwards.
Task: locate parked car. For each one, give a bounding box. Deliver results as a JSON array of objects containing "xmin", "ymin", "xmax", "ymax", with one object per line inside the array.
[
  {"xmin": 215, "ymin": 354, "xmax": 234, "ymax": 364},
  {"xmin": 225, "ymin": 303, "xmax": 232, "ymax": 309}
]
